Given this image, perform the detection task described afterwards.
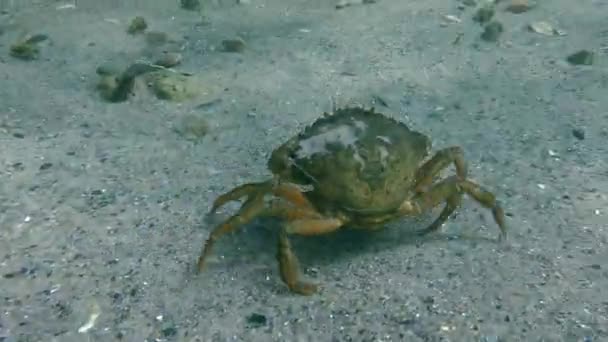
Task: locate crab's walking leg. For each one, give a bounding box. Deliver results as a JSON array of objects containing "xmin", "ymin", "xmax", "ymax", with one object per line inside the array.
[
  {"xmin": 414, "ymin": 146, "xmax": 467, "ymax": 193},
  {"xmin": 198, "ymin": 182, "xmax": 345, "ymax": 295},
  {"xmin": 267, "ymin": 201, "xmax": 345, "ymax": 295},
  {"xmin": 197, "ymin": 194, "xmax": 266, "ymax": 272},
  {"xmin": 210, "ymin": 181, "xmax": 271, "ymax": 213},
  {"xmin": 416, "ymin": 192, "xmax": 462, "ymax": 236},
  {"xmin": 277, "ymin": 230, "xmax": 318, "ymax": 295},
  {"xmin": 400, "ymin": 176, "xmax": 507, "ymax": 241},
  {"xmin": 210, "ymin": 181, "xmax": 313, "ymax": 213}
]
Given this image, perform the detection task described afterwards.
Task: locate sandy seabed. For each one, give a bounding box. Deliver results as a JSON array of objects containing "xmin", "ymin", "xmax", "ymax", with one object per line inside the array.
[{"xmin": 1, "ymin": 0, "xmax": 607, "ymax": 341}]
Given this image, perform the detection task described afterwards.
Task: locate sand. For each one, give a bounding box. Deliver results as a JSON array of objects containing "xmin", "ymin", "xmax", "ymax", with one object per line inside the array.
[{"xmin": 1, "ymin": 0, "xmax": 607, "ymax": 340}]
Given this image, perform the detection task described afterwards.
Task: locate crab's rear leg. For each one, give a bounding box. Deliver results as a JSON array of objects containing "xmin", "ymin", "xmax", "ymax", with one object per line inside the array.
[
  {"xmin": 400, "ymin": 176, "xmax": 507, "ymax": 241},
  {"xmin": 414, "ymin": 146, "xmax": 467, "ymax": 193}
]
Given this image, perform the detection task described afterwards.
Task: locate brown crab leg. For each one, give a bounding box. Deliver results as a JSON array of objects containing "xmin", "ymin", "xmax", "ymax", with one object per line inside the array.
[
  {"xmin": 198, "ymin": 181, "xmax": 343, "ymax": 295},
  {"xmin": 209, "ymin": 181, "xmax": 271, "ymax": 213},
  {"xmin": 198, "ymin": 193, "xmax": 266, "ymax": 272},
  {"xmin": 210, "ymin": 181, "xmax": 315, "ymax": 213},
  {"xmin": 277, "ymin": 229, "xmax": 318, "ymax": 295},
  {"xmin": 414, "ymin": 146, "xmax": 467, "ymax": 193},
  {"xmin": 399, "ymin": 176, "xmax": 507, "ymax": 241}
]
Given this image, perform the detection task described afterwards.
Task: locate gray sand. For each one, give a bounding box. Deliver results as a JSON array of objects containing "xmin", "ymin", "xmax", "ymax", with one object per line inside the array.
[{"xmin": 1, "ymin": 0, "xmax": 607, "ymax": 341}]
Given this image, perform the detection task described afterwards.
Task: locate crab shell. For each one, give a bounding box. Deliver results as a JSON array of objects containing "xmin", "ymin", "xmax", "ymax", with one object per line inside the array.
[{"xmin": 268, "ymin": 107, "xmax": 432, "ymax": 219}]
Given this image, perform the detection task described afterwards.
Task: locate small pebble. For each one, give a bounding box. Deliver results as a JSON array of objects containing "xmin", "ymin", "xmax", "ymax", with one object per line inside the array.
[
  {"xmin": 572, "ymin": 128, "xmax": 585, "ymax": 140},
  {"xmin": 181, "ymin": 0, "xmax": 201, "ymax": 10},
  {"xmin": 567, "ymin": 50, "xmax": 594, "ymax": 65},
  {"xmin": 161, "ymin": 324, "xmax": 177, "ymax": 337},
  {"xmin": 246, "ymin": 313, "xmax": 267, "ymax": 327},
  {"xmin": 481, "ymin": 21, "xmax": 504, "ymax": 42},
  {"xmin": 154, "ymin": 52, "xmax": 182, "ymax": 68},
  {"xmin": 506, "ymin": 0, "xmax": 530, "ymax": 14},
  {"xmin": 473, "ymin": 5, "xmax": 494, "ymax": 24},
  {"xmin": 221, "ymin": 38, "xmax": 246, "ymax": 53},
  {"xmin": 25, "ymin": 33, "xmax": 49, "ymax": 44},
  {"xmin": 39, "ymin": 162, "xmax": 53, "ymax": 170},
  {"xmin": 127, "ymin": 16, "xmax": 147, "ymax": 34}
]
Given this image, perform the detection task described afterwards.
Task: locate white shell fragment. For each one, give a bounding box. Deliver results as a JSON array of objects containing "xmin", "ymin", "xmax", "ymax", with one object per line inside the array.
[{"xmin": 528, "ymin": 21, "xmax": 566, "ymax": 36}]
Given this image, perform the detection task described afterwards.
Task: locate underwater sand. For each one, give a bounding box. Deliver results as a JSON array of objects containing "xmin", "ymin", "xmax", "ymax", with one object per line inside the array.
[{"xmin": 1, "ymin": 0, "xmax": 607, "ymax": 340}]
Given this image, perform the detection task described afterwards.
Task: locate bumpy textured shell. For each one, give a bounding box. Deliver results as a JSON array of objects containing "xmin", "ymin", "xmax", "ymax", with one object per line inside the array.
[{"xmin": 268, "ymin": 107, "xmax": 431, "ymax": 215}]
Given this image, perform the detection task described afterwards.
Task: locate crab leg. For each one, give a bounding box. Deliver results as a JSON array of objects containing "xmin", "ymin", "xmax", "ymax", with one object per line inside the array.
[
  {"xmin": 209, "ymin": 181, "xmax": 315, "ymax": 213},
  {"xmin": 399, "ymin": 176, "xmax": 507, "ymax": 241},
  {"xmin": 197, "ymin": 182, "xmax": 344, "ymax": 295},
  {"xmin": 197, "ymin": 193, "xmax": 266, "ymax": 272},
  {"xmin": 414, "ymin": 146, "xmax": 467, "ymax": 193},
  {"xmin": 209, "ymin": 181, "xmax": 271, "ymax": 213}
]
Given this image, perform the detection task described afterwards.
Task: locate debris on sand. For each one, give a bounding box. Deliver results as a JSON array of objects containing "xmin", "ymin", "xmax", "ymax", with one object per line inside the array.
[
  {"xmin": 9, "ymin": 34, "xmax": 48, "ymax": 60},
  {"xmin": 127, "ymin": 16, "xmax": 148, "ymax": 34},
  {"xmin": 221, "ymin": 38, "xmax": 246, "ymax": 53},
  {"xmin": 480, "ymin": 21, "xmax": 504, "ymax": 42},
  {"xmin": 566, "ymin": 50, "xmax": 594, "ymax": 66},
  {"xmin": 505, "ymin": 0, "xmax": 533, "ymax": 14},
  {"xmin": 335, "ymin": 0, "xmax": 377, "ymax": 10},
  {"xmin": 181, "ymin": 0, "xmax": 201, "ymax": 11},
  {"xmin": 146, "ymin": 70, "xmax": 201, "ymax": 101},
  {"xmin": 154, "ymin": 52, "xmax": 182, "ymax": 68},
  {"xmin": 472, "ymin": 4, "xmax": 494, "ymax": 24},
  {"xmin": 528, "ymin": 21, "xmax": 565, "ymax": 36},
  {"xmin": 77, "ymin": 302, "xmax": 101, "ymax": 333}
]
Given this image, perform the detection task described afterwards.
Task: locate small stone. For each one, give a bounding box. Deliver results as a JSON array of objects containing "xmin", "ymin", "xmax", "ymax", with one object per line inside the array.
[
  {"xmin": 25, "ymin": 34, "xmax": 49, "ymax": 44},
  {"xmin": 473, "ymin": 5, "xmax": 494, "ymax": 24},
  {"xmin": 221, "ymin": 38, "xmax": 245, "ymax": 53},
  {"xmin": 154, "ymin": 52, "xmax": 182, "ymax": 68},
  {"xmin": 127, "ymin": 16, "xmax": 147, "ymax": 34},
  {"xmin": 567, "ymin": 50, "xmax": 594, "ymax": 66},
  {"xmin": 180, "ymin": 0, "xmax": 201, "ymax": 11},
  {"xmin": 246, "ymin": 313, "xmax": 267, "ymax": 327},
  {"xmin": 9, "ymin": 41, "xmax": 39, "ymax": 60},
  {"xmin": 39, "ymin": 162, "xmax": 53, "ymax": 170},
  {"xmin": 481, "ymin": 21, "xmax": 503, "ymax": 42},
  {"xmin": 506, "ymin": 0, "xmax": 530, "ymax": 14},
  {"xmin": 572, "ymin": 128, "xmax": 585, "ymax": 140},
  {"xmin": 12, "ymin": 132, "xmax": 24, "ymax": 138},
  {"xmin": 161, "ymin": 324, "xmax": 177, "ymax": 337}
]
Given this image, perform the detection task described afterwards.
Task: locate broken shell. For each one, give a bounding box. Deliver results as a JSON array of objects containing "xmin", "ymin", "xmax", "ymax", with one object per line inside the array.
[
  {"xmin": 443, "ymin": 14, "xmax": 462, "ymax": 23},
  {"xmin": 528, "ymin": 21, "xmax": 565, "ymax": 36}
]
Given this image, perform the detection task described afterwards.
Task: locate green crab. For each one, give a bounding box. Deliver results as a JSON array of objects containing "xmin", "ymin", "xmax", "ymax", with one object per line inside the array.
[{"xmin": 196, "ymin": 107, "xmax": 506, "ymax": 295}]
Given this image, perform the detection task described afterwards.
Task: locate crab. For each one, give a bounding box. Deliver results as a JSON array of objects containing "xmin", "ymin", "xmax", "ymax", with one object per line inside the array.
[{"xmin": 196, "ymin": 107, "xmax": 506, "ymax": 295}]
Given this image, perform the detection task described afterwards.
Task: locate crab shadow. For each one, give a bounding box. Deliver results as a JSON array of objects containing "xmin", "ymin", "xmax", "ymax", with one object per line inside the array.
[{"xmin": 202, "ymin": 210, "xmax": 500, "ymax": 273}]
